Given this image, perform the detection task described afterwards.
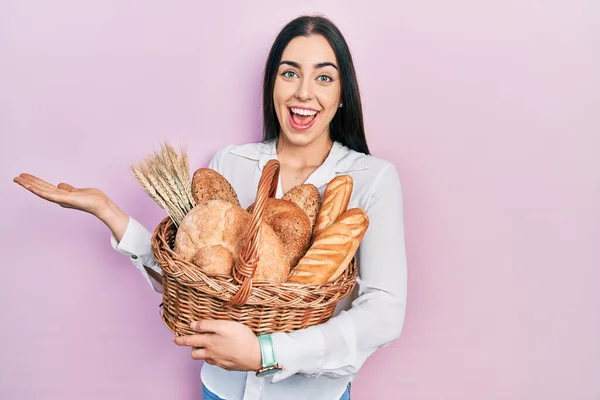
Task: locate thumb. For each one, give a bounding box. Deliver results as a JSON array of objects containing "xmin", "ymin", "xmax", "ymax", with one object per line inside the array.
[{"xmin": 57, "ymin": 182, "xmax": 78, "ymax": 192}]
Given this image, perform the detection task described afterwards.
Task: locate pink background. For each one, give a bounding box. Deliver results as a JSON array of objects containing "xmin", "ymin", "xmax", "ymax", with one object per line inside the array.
[{"xmin": 1, "ymin": 1, "xmax": 599, "ymax": 399}]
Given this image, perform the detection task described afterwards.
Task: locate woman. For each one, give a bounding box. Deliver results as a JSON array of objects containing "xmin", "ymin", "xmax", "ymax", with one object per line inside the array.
[{"xmin": 13, "ymin": 15, "xmax": 407, "ymax": 400}]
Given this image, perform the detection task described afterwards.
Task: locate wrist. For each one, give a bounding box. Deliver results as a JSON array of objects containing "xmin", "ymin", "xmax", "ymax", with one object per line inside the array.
[
  {"xmin": 95, "ymin": 198, "xmax": 114, "ymax": 219},
  {"xmin": 252, "ymin": 336, "xmax": 263, "ymax": 371},
  {"xmin": 96, "ymin": 201, "xmax": 129, "ymax": 241}
]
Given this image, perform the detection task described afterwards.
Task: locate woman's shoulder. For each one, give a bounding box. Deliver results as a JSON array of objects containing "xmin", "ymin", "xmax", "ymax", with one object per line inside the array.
[
  {"xmin": 337, "ymin": 143, "xmax": 399, "ymax": 182},
  {"xmin": 336, "ymin": 144, "xmax": 402, "ymax": 210}
]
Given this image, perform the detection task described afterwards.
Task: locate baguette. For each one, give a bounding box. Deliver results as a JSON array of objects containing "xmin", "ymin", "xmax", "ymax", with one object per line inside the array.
[
  {"xmin": 312, "ymin": 175, "xmax": 353, "ymax": 239},
  {"xmin": 326, "ymin": 208, "xmax": 369, "ymax": 282},
  {"xmin": 286, "ymin": 222, "xmax": 353, "ymax": 284},
  {"xmin": 288, "ymin": 208, "xmax": 369, "ymax": 284}
]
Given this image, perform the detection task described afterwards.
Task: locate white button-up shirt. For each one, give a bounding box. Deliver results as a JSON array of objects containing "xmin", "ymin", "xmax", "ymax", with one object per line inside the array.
[{"xmin": 111, "ymin": 139, "xmax": 408, "ymax": 400}]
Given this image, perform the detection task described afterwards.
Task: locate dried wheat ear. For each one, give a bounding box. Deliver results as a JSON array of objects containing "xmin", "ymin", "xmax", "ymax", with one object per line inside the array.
[{"xmin": 130, "ymin": 141, "xmax": 195, "ymax": 227}]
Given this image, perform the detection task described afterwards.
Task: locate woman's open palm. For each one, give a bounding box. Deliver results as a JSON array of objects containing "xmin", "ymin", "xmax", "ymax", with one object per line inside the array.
[{"xmin": 13, "ymin": 173, "xmax": 109, "ymax": 216}]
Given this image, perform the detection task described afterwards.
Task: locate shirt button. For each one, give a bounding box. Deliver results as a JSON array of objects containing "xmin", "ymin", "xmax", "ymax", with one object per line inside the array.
[{"xmin": 131, "ymin": 255, "xmax": 138, "ymax": 259}]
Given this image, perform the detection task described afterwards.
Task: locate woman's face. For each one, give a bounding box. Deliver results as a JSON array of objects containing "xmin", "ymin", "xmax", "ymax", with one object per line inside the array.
[{"xmin": 273, "ymin": 34, "xmax": 341, "ymax": 147}]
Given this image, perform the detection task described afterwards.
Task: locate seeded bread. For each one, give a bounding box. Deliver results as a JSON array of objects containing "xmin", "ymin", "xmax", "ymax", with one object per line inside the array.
[
  {"xmin": 282, "ymin": 183, "xmax": 321, "ymax": 231},
  {"xmin": 191, "ymin": 168, "xmax": 240, "ymax": 207}
]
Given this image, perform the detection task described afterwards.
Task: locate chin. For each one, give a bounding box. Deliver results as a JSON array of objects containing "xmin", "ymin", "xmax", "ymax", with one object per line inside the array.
[
  {"xmin": 279, "ymin": 127, "xmax": 329, "ymax": 148},
  {"xmin": 280, "ymin": 131, "xmax": 312, "ymax": 146}
]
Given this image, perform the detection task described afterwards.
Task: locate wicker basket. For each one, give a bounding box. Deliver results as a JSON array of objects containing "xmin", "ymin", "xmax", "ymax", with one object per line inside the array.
[{"xmin": 150, "ymin": 159, "xmax": 358, "ymax": 336}]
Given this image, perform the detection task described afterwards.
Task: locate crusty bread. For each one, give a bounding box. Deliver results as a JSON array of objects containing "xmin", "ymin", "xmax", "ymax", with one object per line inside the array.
[
  {"xmin": 246, "ymin": 198, "xmax": 311, "ymax": 268},
  {"xmin": 174, "ymin": 200, "xmax": 289, "ymax": 283},
  {"xmin": 253, "ymin": 222, "xmax": 292, "ymax": 283},
  {"xmin": 312, "ymin": 175, "xmax": 353, "ymax": 239},
  {"xmin": 286, "ymin": 222, "xmax": 353, "ymax": 284},
  {"xmin": 287, "ymin": 208, "xmax": 369, "ymax": 284},
  {"xmin": 326, "ymin": 208, "xmax": 369, "ymax": 282},
  {"xmin": 191, "ymin": 168, "xmax": 240, "ymax": 207},
  {"xmin": 282, "ymin": 184, "xmax": 321, "ymax": 230}
]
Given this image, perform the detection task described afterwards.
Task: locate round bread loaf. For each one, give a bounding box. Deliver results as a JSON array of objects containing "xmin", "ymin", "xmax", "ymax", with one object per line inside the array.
[
  {"xmin": 174, "ymin": 200, "xmax": 289, "ymax": 282},
  {"xmin": 247, "ymin": 198, "xmax": 312, "ymax": 268},
  {"xmin": 282, "ymin": 184, "xmax": 321, "ymax": 230},
  {"xmin": 191, "ymin": 168, "xmax": 240, "ymax": 206}
]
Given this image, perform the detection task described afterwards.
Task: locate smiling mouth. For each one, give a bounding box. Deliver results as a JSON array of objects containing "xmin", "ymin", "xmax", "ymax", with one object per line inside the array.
[{"xmin": 289, "ymin": 107, "xmax": 319, "ymax": 127}]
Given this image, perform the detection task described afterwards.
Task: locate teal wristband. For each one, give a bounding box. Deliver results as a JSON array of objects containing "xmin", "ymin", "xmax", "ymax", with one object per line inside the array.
[
  {"xmin": 258, "ymin": 334, "xmax": 277, "ymax": 367},
  {"xmin": 256, "ymin": 334, "xmax": 281, "ymax": 377}
]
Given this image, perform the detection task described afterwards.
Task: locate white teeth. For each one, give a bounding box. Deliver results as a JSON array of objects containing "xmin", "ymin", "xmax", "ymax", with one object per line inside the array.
[{"xmin": 291, "ymin": 108, "xmax": 317, "ymax": 116}]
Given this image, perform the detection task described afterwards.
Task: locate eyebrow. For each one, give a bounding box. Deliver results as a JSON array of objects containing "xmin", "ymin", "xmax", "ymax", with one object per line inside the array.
[{"xmin": 280, "ymin": 60, "xmax": 338, "ymax": 70}]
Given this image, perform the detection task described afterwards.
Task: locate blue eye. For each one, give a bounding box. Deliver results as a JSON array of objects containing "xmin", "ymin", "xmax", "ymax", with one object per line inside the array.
[
  {"xmin": 317, "ymin": 75, "xmax": 332, "ymax": 83},
  {"xmin": 282, "ymin": 71, "xmax": 298, "ymax": 79}
]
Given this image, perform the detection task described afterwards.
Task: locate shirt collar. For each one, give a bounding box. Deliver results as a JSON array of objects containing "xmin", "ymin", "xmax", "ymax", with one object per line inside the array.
[{"xmin": 229, "ymin": 138, "xmax": 368, "ymax": 189}]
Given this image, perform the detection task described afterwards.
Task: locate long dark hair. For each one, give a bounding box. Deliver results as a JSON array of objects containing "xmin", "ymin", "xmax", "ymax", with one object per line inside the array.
[{"xmin": 262, "ymin": 15, "xmax": 370, "ymax": 155}]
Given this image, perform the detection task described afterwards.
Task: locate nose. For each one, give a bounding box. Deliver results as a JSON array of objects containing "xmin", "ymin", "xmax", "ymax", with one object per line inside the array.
[{"xmin": 295, "ymin": 76, "xmax": 313, "ymax": 101}]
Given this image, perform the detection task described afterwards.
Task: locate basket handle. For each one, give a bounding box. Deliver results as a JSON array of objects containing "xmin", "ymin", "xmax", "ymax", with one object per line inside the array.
[{"xmin": 229, "ymin": 159, "xmax": 280, "ymax": 306}]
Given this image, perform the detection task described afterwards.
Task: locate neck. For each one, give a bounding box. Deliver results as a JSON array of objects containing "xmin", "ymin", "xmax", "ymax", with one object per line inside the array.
[{"xmin": 275, "ymin": 134, "xmax": 334, "ymax": 169}]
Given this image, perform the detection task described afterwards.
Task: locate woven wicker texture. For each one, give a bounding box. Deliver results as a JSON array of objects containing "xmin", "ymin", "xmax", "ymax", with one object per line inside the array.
[{"xmin": 151, "ymin": 159, "xmax": 358, "ymax": 336}]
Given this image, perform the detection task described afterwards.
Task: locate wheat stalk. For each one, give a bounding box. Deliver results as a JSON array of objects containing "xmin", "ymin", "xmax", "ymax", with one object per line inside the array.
[
  {"xmin": 164, "ymin": 143, "xmax": 196, "ymax": 208},
  {"xmin": 130, "ymin": 141, "xmax": 196, "ymax": 227}
]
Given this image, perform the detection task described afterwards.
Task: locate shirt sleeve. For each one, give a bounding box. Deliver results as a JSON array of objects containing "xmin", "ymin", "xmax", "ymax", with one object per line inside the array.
[
  {"xmin": 269, "ymin": 163, "xmax": 408, "ymax": 381},
  {"xmin": 109, "ymin": 147, "xmax": 228, "ymax": 293},
  {"xmin": 110, "ymin": 216, "xmax": 164, "ymax": 293}
]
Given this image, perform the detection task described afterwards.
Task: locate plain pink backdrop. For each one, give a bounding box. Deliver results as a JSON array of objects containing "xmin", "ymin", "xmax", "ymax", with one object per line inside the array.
[{"xmin": 1, "ymin": 1, "xmax": 599, "ymax": 399}]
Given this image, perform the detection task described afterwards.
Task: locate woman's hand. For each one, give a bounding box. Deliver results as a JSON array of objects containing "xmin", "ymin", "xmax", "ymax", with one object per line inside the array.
[
  {"xmin": 13, "ymin": 173, "xmax": 129, "ymax": 241},
  {"xmin": 173, "ymin": 320, "xmax": 262, "ymax": 372},
  {"xmin": 13, "ymin": 173, "xmax": 110, "ymax": 216}
]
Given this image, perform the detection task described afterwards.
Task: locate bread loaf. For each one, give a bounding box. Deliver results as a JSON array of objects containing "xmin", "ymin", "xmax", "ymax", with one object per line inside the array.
[
  {"xmin": 287, "ymin": 208, "xmax": 369, "ymax": 284},
  {"xmin": 174, "ymin": 200, "xmax": 290, "ymax": 283},
  {"xmin": 312, "ymin": 175, "xmax": 353, "ymax": 238},
  {"xmin": 282, "ymin": 184, "xmax": 321, "ymax": 230},
  {"xmin": 326, "ymin": 208, "xmax": 369, "ymax": 282},
  {"xmin": 286, "ymin": 222, "xmax": 353, "ymax": 284},
  {"xmin": 191, "ymin": 168, "xmax": 240, "ymax": 207},
  {"xmin": 246, "ymin": 198, "xmax": 311, "ymax": 268}
]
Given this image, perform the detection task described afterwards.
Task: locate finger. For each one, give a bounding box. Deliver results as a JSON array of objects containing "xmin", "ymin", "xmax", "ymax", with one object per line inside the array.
[
  {"xmin": 14, "ymin": 177, "xmax": 61, "ymax": 198},
  {"xmin": 17, "ymin": 180, "xmax": 70, "ymax": 204},
  {"xmin": 173, "ymin": 333, "xmax": 211, "ymax": 348},
  {"xmin": 14, "ymin": 177, "xmax": 51, "ymax": 196},
  {"xmin": 15, "ymin": 178, "xmax": 49, "ymax": 194},
  {"xmin": 191, "ymin": 347, "xmax": 209, "ymax": 361},
  {"xmin": 18, "ymin": 173, "xmax": 59, "ymax": 191},
  {"xmin": 190, "ymin": 320, "xmax": 223, "ymax": 334},
  {"xmin": 13, "ymin": 175, "xmax": 39, "ymax": 190},
  {"xmin": 57, "ymin": 182, "xmax": 78, "ymax": 192}
]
